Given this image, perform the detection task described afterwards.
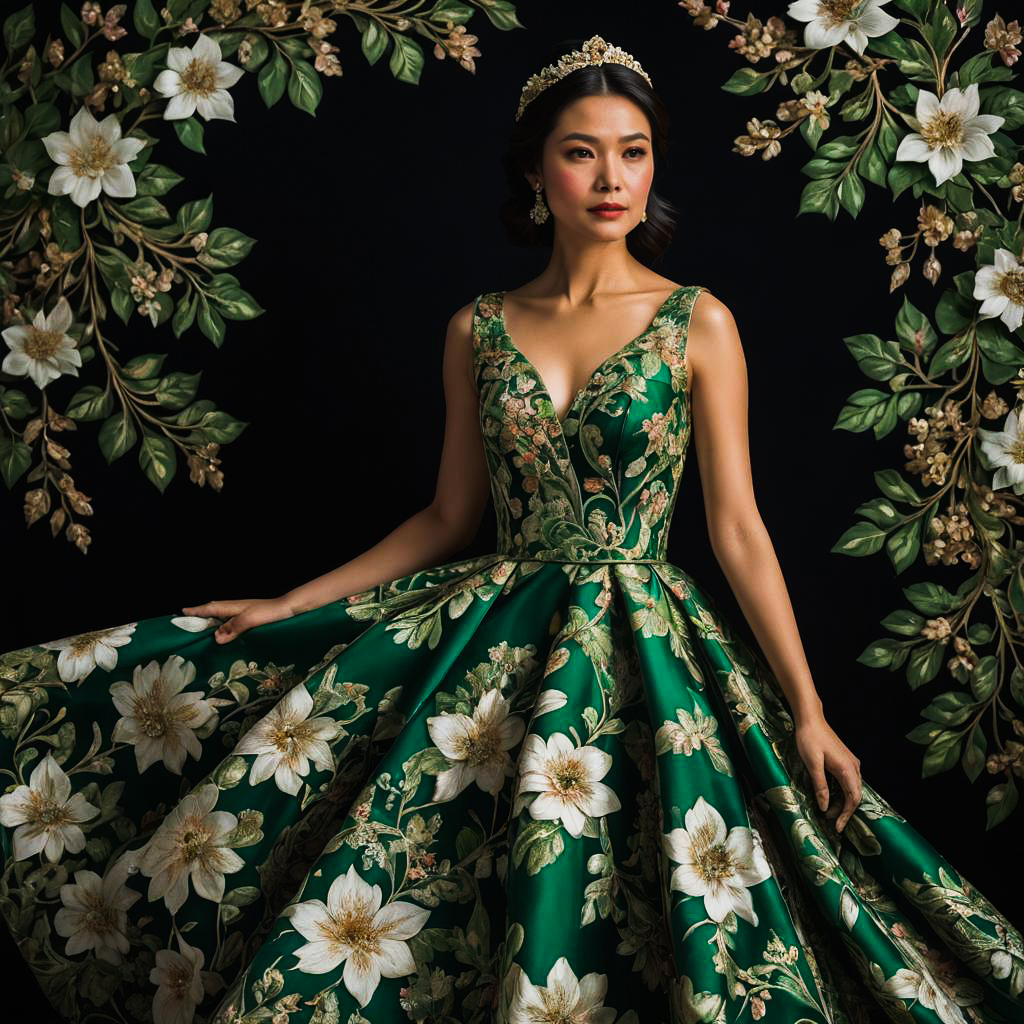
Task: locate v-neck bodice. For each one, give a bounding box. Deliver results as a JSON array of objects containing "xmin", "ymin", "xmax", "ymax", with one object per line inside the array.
[{"xmin": 471, "ymin": 284, "xmax": 706, "ymax": 563}]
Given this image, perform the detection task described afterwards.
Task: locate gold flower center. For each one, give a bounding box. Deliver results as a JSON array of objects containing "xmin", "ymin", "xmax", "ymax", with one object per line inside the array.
[
  {"xmin": 67, "ymin": 630, "xmax": 107, "ymax": 656},
  {"xmin": 271, "ymin": 721, "xmax": 312, "ymax": 754},
  {"xmin": 456, "ymin": 726, "xmax": 502, "ymax": 766},
  {"xmin": 551, "ymin": 756, "xmax": 585, "ymax": 795},
  {"xmin": 1000, "ymin": 269, "xmax": 1024, "ymax": 306},
  {"xmin": 69, "ymin": 136, "xmax": 117, "ymax": 178},
  {"xmin": 327, "ymin": 909, "xmax": 381, "ymax": 955},
  {"xmin": 165, "ymin": 959, "xmax": 195, "ymax": 998},
  {"xmin": 180, "ymin": 59, "xmax": 217, "ymax": 96},
  {"xmin": 135, "ymin": 692, "xmax": 173, "ymax": 738},
  {"xmin": 921, "ymin": 110, "xmax": 965, "ymax": 149},
  {"xmin": 1010, "ymin": 439, "xmax": 1024, "ymax": 465},
  {"xmin": 179, "ymin": 826, "xmax": 210, "ymax": 862},
  {"xmin": 81, "ymin": 892, "xmax": 118, "ymax": 936},
  {"xmin": 818, "ymin": 0, "xmax": 858, "ymax": 26},
  {"xmin": 697, "ymin": 842, "xmax": 735, "ymax": 881},
  {"xmin": 31, "ymin": 792, "xmax": 71, "ymax": 827}
]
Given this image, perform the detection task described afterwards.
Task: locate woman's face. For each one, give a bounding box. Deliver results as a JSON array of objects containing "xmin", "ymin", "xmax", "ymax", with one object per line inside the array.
[{"xmin": 531, "ymin": 94, "xmax": 655, "ymax": 238}]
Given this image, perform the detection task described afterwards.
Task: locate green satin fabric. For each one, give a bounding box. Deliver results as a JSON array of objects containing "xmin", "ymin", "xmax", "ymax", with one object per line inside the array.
[{"xmin": 1, "ymin": 284, "xmax": 1022, "ymax": 1024}]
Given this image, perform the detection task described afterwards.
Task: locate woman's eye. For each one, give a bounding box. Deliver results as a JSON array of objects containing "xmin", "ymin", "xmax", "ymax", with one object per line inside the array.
[{"xmin": 569, "ymin": 147, "xmax": 647, "ymax": 158}]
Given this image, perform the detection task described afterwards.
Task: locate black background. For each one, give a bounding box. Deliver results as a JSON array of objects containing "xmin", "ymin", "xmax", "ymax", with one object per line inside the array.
[{"xmin": 3, "ymin": 1, "xmax": 1022, "ymax": 1018}]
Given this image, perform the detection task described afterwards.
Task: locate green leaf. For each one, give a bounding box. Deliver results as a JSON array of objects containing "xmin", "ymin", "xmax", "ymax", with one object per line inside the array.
[
  {"xmin": 843, "ymin": 333, "xmax": 904, "ymax": 380},
  {"xmin": 0, "ymin": 388, "xmax": 36, "ymax": 419},
  {"xmin": 886, "ymin": 517, "xmax": 921, "ymax": 573},
  {"xmin": 97, "ymin": 411, "xmax": 138, "ymax": 462},
  {"xmin": 361, "ymin": 20, "xmax": 389, "ymax": 65},
  {"xmin": 172, "ymin": 292, "xmax": 198, "ymax": 338},
  {"xmin": 837, "ymin": 171, "xmax": 865, "ymax": 218},
  {"xmin": 874, "ymin": 469, "xmax": 919, "ymax": 503},
  {"xmin": 857, "ymin": 637, "xmax": 904, "ymax": 668},
  {"xmin": 288, "ymin": 59, "xmax": 322, "ymax": 115},
  {"xmin": 177, "ymin": 196, "xmax": 213, "ymax": 235},
  {"xmin": 3, "ymin": 5, "xmax": 34, "ymax": 53},
  {"xmin": 121, "ymin": 354, "xmax": 167, "ymax": 380},
  {"xmin": 155, "ymin": 371, "xmax": 201, "ymax": 410},
  {"xmin": 832, "ymin": 521, "xmax": 887, "ymax": 557},
  {"xmin": 136, "ymin": 162, "xmax": 184, "ymax": 196},
  {"xmin": 388, "ymin": 33, "xmax": 425, "ymax": 85},
  {"xmin": 798, "ymin": 177, "xmax": 839, "ymax": 219},
  {"xmin": 928, "ymin": 331, "xmax": 973, "ymax": 374},
  {"xmin": 196, "ymin": 299, "xmax": 225, "ymax": 347},
  {"xmin": 133, "ymin": 0, "xmax": 161, "ymax": 40},
  {"xmin": 258, "ymin": 48, "xmax": 288, "ymax": 108},
  {"xmin": 969, "ymin": 655, "xmax": 998, "ymax": 701},
  {"xmin": 921, "ymin": 690, "xmax": 976, "ymax": 725},
  {"xmin": 60, "ymin": 3, "xmax": 84, "ymax": 48},
  {"xmin": 198, "ymin": 227, "xmax": 258, "ymax": 269},
  {"xmin": 67, "ymin": 385, "xmax": 113, "ymax": 421},
  {"xmin": 173, "ymin": 117, "xmax": 205, "ymax": 154},
  {"xmin": 903, "ymin": 581, "xmax": 957, "ymax": 615},
  {"xmin": 985, "ymin": 777, "xmax": 1017, "ymax": 829},
  {"xmin": 207, "ymin": 283, "xmax": 263, "ymax": 321},
  {"xmin": 0, "ymin": 431, "xmax": 32, "ymax": 488},
  {"xmin": 119, "ymin": 196, "xmax": 171, "ymax": 223},
  {"xmin": 921, "ymin": 728, "xmax": 962, "ymax": 777},
  {"xmin": 138, "ymin": 428, "xmax": 177, "ymax": 493},
  {"xmin": 511, "ymin": 820, "xmax": 564, "ymax": 876},
  {"xmin": 880, "ymin": 609, "xmax": 925, "ymax": 636},
  {"xmin": 894, "ymin": 297, "xmax": 938, "ymax": 357},
  {"xmin": 721, "ymin": 66, "xmax": 773, "ymax": 96},
  {"xmin": 907, "ymin": 640, "xmax": 946, "ymax": 690},
  {"xmin": 111, "ymin": 287, "xmax": 133, "ymax": 324}
]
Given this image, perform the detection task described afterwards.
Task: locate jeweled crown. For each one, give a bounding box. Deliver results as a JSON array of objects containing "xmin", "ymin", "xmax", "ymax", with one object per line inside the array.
[{"xmin": 515, "ymin": 34, "xmax": 653, "ymax": 122}]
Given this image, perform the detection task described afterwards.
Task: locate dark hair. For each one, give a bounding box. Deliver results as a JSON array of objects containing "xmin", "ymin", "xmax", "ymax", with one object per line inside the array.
[{"xmin": 498, "ymin": 37, "xmax": 678, "ymax": 265}]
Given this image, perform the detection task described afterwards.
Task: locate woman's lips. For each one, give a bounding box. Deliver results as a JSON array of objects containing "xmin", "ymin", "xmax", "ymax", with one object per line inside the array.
[{"xmin": 588, "ymin": 206, "xmax": 626, "ymax": 218}]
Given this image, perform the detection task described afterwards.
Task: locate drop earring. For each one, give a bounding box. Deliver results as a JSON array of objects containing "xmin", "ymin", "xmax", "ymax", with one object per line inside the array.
[
  {"xmin": 530, "ymin": 182, "xmax": 550, "ymax": 225},
  {"xmin": 641, "ymin": 209, "xmax": 648, "ymax": 222}
]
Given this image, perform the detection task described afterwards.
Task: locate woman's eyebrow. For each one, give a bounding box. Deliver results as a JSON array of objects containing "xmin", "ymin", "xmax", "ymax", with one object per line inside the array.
[{"xmin": 557, "ymin": 131, "xmax": 650, "ymax": 144}]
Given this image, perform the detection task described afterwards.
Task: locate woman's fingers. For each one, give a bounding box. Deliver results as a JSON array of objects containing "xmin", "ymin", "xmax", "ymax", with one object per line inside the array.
[
  {"xmin": 182, "ymin": 600, "xmax": 254, "ymax": 617},
  {"xmin": 831, "ymin": 761, "xmax": 863, "ymax": 831}
]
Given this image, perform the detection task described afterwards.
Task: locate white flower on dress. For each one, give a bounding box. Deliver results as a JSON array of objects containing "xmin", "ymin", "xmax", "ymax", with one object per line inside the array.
[
  {"xmin": 0, "ymin": 752, "xmax": 99, "ymax": 861},
  {"xmin": 137, "ymin": 782, "xmax": 244, "ymax": 915},
  {"xmin": 170, "ymin": 615, "xmax": 222, "ymax": 632},
  {"xmin": 507, "ymin": 957, "xmax": 617, "ymax": 1024},
  {"xmin": 533, "ymin": 688, "xmax": 568, "ymax": 716},
  {"xmin": 42, "ymin": 106, "xmax": 145, "ymax": 208},
  {"xmin": 153, "ymin": 34, "xmax": 244, "ymax": 122},
  {"xmin": 785, "ymin": 0, "xmax": 899, "ymax": 56},
  {"xmin": 973, "ymin": 247, "xmax": 1024, "ymax": 333},
  {"xmin": 150, "ymin": 937, "xmax": 206, "ymax": 1024},
  {"xmin": 54, "ymin": 855, "xmax": 141, "ymax": 964},
  {"xmin": 2, "ymin": 295, "xmax": 83, "ymax": 391},
  {"xmin": 110, "ymin": 655, "xmax": 215, "ymax": 775},
  {"xmin": 38, "ymin": 621, "xmax": 137, "ymax": 682},
  {"xmin": 977, "ymin": 407, "xmax": 1024, "ymax": 493},
  {"xmin": 515, "ymin": 732, "xmax": 621, "ymax": 838},
  {"xmin": 662, "ymin": 795, "xmax": 772, "ymax": 927},
  {"xmin": 284, "ymin": 863, "xmax": 430, "ymax": 1007},
  {"xmin": 894, "ymin": 82, "xmax": 1005, "ymax": 187},
  {"xmin": 427, "ymin": 687, "xmax": 525, "ymax": 800},
  {"xmin": 882, "ymin": 966, "xmax": 970, "ymax": 1024},
  {"xmin": 232, "ymin": 682, "xmax": 339, "ymax": 795}
]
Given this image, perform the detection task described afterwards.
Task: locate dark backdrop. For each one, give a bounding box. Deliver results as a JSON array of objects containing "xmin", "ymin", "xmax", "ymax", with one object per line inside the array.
[{"xmin": 3, "ymin": 2, "xmax": 1021, "ymax": 1016}]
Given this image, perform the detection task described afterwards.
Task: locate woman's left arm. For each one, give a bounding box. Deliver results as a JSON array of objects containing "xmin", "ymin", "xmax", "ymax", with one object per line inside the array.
[{"xmin": 687, "ymin": 290, "xmax": 863, "ymax": 832}]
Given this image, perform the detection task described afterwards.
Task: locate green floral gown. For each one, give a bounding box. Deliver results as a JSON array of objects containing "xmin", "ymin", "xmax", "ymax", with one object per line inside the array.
[{"xmin": 1, "ymin": 284, "xmax": 1023, "ymax": 1024}]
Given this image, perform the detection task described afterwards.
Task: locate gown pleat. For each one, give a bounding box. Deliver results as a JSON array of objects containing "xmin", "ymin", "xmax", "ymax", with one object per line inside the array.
[{"xmin": 1, "ymin": 285, "xmax": 1021, "ymax": 1024}]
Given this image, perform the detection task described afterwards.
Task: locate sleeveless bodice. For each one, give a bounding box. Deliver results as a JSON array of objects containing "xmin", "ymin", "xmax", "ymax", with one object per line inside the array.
[{"xmin": 471, "ymin": 285, "xmax": 706, "ymax": 564}]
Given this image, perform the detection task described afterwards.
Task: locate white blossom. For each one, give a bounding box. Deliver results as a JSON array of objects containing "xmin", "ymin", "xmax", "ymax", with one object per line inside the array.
[
  {"xmin": 42, "ymin": 106, "xmax": 145, "ymax": 208},
  {"xmin": 662, "ymin": 795, "xmax": 772, "ymax": 927},
  {"xmin": 895, "ymin": 82, "xmax": 1005, "ymax": 186},
  {"xmin": 507, "ymin": 957, "xmax": 617, "ymax": 1024},
  {"xmin": 2, "ymin": 295, "xmax": 83, "ymax": 391},
  {"xmin": 977, "ymin": 406, "xmax": 1024, "ymax": 493},
  {"xmin": 153, "ymin": 34, "xmax": 244, "ymax": 122},
  {"xmin": 786, "ymin": 0, "xmax": 899, "ymax": 56},
  {"xmin": 973, "ymin": 247, "xmax": 1024, "ymax": 333}
]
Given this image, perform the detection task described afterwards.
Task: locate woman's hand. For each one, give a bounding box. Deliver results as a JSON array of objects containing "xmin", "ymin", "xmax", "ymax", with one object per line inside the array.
[
  {"xmin": 181, "ymin": 597, "xmax": 296, "ymax": 644},
  {"xmin": 794, "ymin": 714, "xmax": 863, "ymax": 832}
]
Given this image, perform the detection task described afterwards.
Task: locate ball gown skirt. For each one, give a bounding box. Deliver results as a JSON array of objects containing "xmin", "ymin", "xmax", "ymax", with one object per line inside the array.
[{"xmin": 1, "ymin": 285, "xmax": 1022, "ymax": 1024}]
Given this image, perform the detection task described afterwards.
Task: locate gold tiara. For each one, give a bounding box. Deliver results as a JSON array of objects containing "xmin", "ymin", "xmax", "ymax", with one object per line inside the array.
[{"xmin": 515, "ymin": 34, "xmax": 653, "ymax": 122}]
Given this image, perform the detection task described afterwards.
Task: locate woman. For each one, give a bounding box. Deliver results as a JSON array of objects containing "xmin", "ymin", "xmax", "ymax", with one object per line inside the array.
[{"xmin": 2, "ymin": 34, "xmax": 1022, "ymax": 1024}]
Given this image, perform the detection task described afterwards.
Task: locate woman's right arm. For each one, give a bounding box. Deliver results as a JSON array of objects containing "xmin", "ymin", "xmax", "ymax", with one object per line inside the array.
[{"xmin": 182, "ymin": 299, "xmax": 492, "ymax": 642}]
